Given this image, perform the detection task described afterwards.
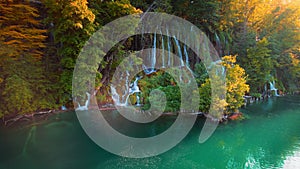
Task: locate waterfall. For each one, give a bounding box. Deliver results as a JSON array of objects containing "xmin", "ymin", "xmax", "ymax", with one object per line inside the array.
[
  {"xmin": 111, "ymin": 27, "xmax": 198, "ymax": 107},
  {"xmin": 148, "ymin": 46, "xmax": 151, "ymax": 64},
  {"xmin": 61, "ymin": 105, "xmax": 67, "ymax": 110},
  {"xmin": 184, "ymin": 44, "xmax": 189, "ymax": 67},
  {"xmin": 161, "ymin": 30, "xmax": 165, "ymax": 68},
  {"xmin": 136, "ymin": 95, "xmax": 141, "ymax": 106},
  {"xmin": 129, "ymin": 76, "xmax": 141, "ymax": 94},
  {"xmin": 174, "ymin": 35, "xmax": 184, "ymax": 82},
  {"xmin": 111, "ymin": 85, "xmax": 121, "ymax": 105},
  {"xmin": 174, "ymin": 35, "xmax": 184, "ymax": 66},
  {"xmin": 75, "ymin": 92, "xmax": 91, "ymax": 111},
  {"xmin": 143, "ymin": 64, "xmax": 156, "ymax": 75},
  {"xmin": 143, "ymin": 33, "xmax": 157, "ymax": 75},
  {"xmin": 152, "ymin": 32, "xmax": 157, "ymax": 69},
  {"xmin": 167, "ymin": 29, "xmax": 171, "ymax": 67},
  {"xmin": 215, "ymin": 33, "xmax": 221, "ymax": 54},
  {"xmin": 111, "ymin": 76, "xmax": 142, "ymax": 106},
  {"xmin": 269, "ymin": 80, "xmax": 280, "ymax": 96}
]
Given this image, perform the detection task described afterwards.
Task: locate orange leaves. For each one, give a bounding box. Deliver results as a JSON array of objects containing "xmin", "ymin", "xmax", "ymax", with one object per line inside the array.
[{"xmin": 0, "ymin": 1, "xmax": 46, "ymax": 60}]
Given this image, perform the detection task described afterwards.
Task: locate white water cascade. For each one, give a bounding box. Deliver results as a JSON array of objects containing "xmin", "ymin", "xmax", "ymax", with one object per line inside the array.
[
  {"xmin": 174, "ymin": 35, "xmax": 184, "ymax": 67},
  {"xmin": 129, "ymin": 76, "xmax": 141, "ymax": 94},
  {"xmin": 152, "ymin": 31, "xmax": 157, "ymax": 68},
  {"xmin": 111, "ymin": 85, "xmax": 121, "ymax": 105},
  {"xmin": 111, "ymin": 76, "xmax": 142, "ymax": 106},
  {"xmin": 143, "ymin": 32, "xmax": 157, "ymax": 75},
  {"xmin": 136, "ymin": 95, "xmax": 141, "ymax": 106},
  {"xmin": 111, "ymin": 27, "xmax": 200, "ymax": 107},
  {"xmin": 184, "ymin": 44, "xmax": 189, "ymax": 67},
  {"xmin": 269, "ymin": 80, "xmax": 280, "ymax": 96},
  {"xmin": 75, "ymin": 92, "xmax": 91, "ymax": 111},
  {"xmin": 167, "ymin": 29, "xmax": 171, "ymax": 67},
  {"xmin": 161, "ymin": 30, "xmax": 165, "ymax": 68},
  {"xmin": 143, "ymin": 65, "xmax": 156, "ymax": 75}
]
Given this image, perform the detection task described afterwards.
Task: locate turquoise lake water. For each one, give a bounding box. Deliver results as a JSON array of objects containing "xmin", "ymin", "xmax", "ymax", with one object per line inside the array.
[{"xmin": 0, "ymin": 95, "xmax": 299, "ymax": 169}]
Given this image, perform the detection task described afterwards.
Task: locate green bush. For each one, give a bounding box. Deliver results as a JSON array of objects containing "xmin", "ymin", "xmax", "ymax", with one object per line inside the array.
[{"xmin": 143, "ymin": 85, "xmax": 181, "ymax": 113}]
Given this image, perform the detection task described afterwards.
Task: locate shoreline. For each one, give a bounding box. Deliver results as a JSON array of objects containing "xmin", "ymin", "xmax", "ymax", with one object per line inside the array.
[
  {"xmin": 0, "ymin": 108, "xmax": 231, "ymax": 127},
  {"xmin": 2, "ymin": 94, "xmax": 297, "ymax": 127}
]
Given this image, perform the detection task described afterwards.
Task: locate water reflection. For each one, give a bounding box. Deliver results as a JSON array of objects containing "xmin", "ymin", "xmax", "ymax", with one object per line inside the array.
[{"xmin": 0, "ymin": 96, "xmax": 299, "ymax": 168}]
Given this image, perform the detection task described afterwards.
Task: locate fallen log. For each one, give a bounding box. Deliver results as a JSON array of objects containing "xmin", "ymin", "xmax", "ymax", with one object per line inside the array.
[{"xmin": 4, "ymin": 110, "xmax": 55, "ymax": 126}]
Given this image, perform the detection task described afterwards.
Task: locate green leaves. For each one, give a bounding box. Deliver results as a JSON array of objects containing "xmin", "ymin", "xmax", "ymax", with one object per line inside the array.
[
  {"xmin": 144, "ymin": 85, "xmax": 181, "ymax": 113},
  {"xmin": 0, "ymin": 1, "xmax": 54, "ymax": 117},
  {"xmin": 2, "ymin": 75, "xmax": 34, "ymax": 115},
  {"xmin": 0, "ymin": 0, "xmax": 298, "ymax": 118},
  {"xmin": 243, "ymin": 38, "xmax": 272, "ymax": 92},
  {"xmin": 43, "ymin": 0, "xmax": 96, "ymax": 104},
  {"xmin": 199, "ymin": 55, "xmax": 249, "ymax": 116}
]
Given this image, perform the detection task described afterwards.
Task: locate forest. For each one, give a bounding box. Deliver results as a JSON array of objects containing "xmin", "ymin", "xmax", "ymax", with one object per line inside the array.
[{"xmin": 0, "ymin": 0, "xmax": 299, "ymax": 121}]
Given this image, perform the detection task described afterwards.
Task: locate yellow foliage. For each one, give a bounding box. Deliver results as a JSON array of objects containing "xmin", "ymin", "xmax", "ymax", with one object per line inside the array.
[
  {"xmin": 75, "ymin": 22, "xmax": 83, "ymax": 29},
  {"xmin": 0, "ymin": 1, "xmax": 46, "ymax": 59},
  {"xmin": 223, "ymin": 55, "xmax": 250, "ymax": 112}
]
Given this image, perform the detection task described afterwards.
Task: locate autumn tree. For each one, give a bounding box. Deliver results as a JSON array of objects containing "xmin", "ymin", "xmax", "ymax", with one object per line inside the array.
[
  {"xmin": 222, "ymin": 55, "xmax": 249, "ymax": 112},
  {"xmin": 43, "ymin": 0, "xmax": 95, "ymax": 104},
  {"xmin": 0, "ymin": 0, "xmax": 49, "ymax": 117},
  {"xmin": 199, "ymin": 55, "xmax": 249, "ymax": 119},
  {"xmin": 0, "ymin": 0, "xmax": 46, "ymax": 59}
]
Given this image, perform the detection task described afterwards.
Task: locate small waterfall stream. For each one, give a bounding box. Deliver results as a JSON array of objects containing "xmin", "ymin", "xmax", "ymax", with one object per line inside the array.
[
  {"xmin": 269, "ymin": 80, "xmax": 280, "ymax": 96},
  {"xmin": 167, "ymin": 29, "xmax": 171, "ymax": 67},
  {"xmin": 184, "ymin": 44, "xmax": 189, "ymax": 67},
  {"xmin": 152, "ymin": 31, "xmax": 157, "ymax": 69},
  {"xmin": 111, "ymin": 76, "xmax": 142, "ymax": 106},
  {"xmin": 161, "ymin": 30, "xmax": 165, "ymax": 68},
  {"xmin": 75, "ymin": 92, "xmax": 91, "ymax": 111},
  {"xmin": 174, "ymin": 35, "xmax": 184, "ymax": 67}
]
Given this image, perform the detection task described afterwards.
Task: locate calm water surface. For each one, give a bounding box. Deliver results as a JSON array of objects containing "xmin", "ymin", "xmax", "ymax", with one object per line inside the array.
[{"xmin": 0, "ymin": 95, "xmax": 299, "ymax": 169}]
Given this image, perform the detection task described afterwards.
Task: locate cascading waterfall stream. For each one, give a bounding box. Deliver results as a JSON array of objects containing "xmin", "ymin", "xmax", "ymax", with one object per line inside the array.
[
  {"xmin": 184, "ymin": 44, "xmax": 189, "ymax": 67},
  {"xmin": 75, "ymin": 92, "xmax": 91, "ymax": 111},
  {"xmin": 112, "ymin": 76, "xmax": 142, "ymax": 106},
  {"xmin": 136, "ymin": 95, "xmax": 141, "ymax": 106},
  {"xmin": 129, "ymin": 76, "xmax": 141, "ymax": 94},
  {"xmin": 174, "ymin": 35, "xmax": 184, "ymax": 67},
  {"xmin": 161, "ymin": 30, "xmax": 165, "ymax": 68},
  {"xmin": 111, "ymin": 86, "xmax": 121, "ymax": 105},
  {"xmin": 152, "ymin": 31, "xmax": 157, "ymax": 69},
  {"xmin": 143, "ymin": 32, "xmax": 157, "ymax": 75},
  {"xmin": 215, "ymin": 33, "xmax": 221, "ymax": 55},
  {"xmin": 269, "ymin": 80, "xmax": 280, "ymax": 96},
  {"xmin": 167, "ymin": 29, "xmax": 171, "ymax": 67}
]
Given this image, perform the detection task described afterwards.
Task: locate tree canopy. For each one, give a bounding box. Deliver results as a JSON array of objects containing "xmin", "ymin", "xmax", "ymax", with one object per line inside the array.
[{"xmin": 0, "ymin": 0, "xmax": 299, "ymax": 118}]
